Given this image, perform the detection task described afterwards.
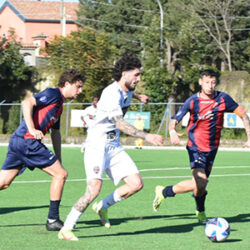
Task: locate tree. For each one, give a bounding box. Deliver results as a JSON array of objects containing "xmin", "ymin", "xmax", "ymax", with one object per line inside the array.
[
  {"xmin": 45, "ymin": 28, "xmax": 117, "ymax": 102},
  {"xmin": 178, "ymin": 0, "xmax": 249, "ymax": 71},
  {"xmin": 77, "ymin": 0, "xmax": 154, "ymax": 54},
  {"xmin": 0, "ymin": 29, "xmax": 39, "ymax": 102}
]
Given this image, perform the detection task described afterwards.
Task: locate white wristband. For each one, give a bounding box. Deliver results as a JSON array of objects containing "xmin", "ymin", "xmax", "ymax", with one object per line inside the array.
[{"xmin": 169, "ymin": 129, "xmax": 176, "ymax": 136}]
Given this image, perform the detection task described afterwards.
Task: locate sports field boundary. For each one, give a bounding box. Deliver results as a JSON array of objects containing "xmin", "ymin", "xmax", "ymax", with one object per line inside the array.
[{"xmin": 0, "ymin": 142, "xmax": 249, "ymax": 151}]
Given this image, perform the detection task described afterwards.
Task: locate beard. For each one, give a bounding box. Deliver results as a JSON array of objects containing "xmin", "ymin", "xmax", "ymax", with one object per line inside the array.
[{"xmin": 125, "ymin": 81, "xmax": 136, "ymax": 91}]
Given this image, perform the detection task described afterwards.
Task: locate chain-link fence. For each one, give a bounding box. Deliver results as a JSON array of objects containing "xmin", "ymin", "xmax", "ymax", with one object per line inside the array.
[{"xmin": 0, "ymin": 102, "xmax": 250, "ymax": 138}]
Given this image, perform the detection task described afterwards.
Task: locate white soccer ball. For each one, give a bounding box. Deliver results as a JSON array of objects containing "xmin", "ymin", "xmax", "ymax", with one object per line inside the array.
[{"xmin": 205, "ymin": 217, "xmax": 230, "ymax": 242}]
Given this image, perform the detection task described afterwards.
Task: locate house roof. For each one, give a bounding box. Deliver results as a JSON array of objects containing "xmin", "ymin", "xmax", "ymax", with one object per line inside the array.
[{"xmin": 1, "ymin": 0, "xmax": 79, "ymax": 22}]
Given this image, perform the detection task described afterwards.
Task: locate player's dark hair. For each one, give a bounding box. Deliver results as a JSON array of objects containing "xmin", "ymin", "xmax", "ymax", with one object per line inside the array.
[
  {"xmin": 92, "ymin": 96, "xmax": 99, "ymax": 101},
  {"xmin": 58, "ymin": 68, "xmax": 85, "ymax": 87},
  {"xmin": 200, "ymin": 69, "xmax": 218, "ymax": 82},
  {"xmin": 113, "ymin": 55, "xmax": 142, "ymax": 81}
]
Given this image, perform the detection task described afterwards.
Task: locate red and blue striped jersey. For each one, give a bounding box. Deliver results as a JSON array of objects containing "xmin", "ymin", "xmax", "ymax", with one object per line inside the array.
[
  {"xmin": 172, "ymin": 91, "xmax": 245, "ymax": 152},
  {"xmin": 14, "ymin": 88, "xmax": 64, "ymax": 139}
]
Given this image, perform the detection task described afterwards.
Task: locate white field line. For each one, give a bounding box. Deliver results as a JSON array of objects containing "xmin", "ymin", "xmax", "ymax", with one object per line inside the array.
[
  {"xmin": 140, "ymin": 166, "xmax": 250, "ymax": 171},
  {"xmin": 12, "ymin": 166, "xmax": 250, "ymax": 184}
]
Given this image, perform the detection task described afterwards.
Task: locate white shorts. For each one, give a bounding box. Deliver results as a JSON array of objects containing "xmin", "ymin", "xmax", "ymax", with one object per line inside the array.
[{"xmin": 84, "ymin": 140, "xmax": 139, "ymax": 186}]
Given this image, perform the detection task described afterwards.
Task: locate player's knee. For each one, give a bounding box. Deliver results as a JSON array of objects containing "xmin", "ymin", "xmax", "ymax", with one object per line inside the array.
[
  {"xmin": 0, "ymin": 182, "xmax": 10, "ymax": 190},
  {"xmin": 56, "ymin": 169, "xmax": 68, "ymax": 181},
  {"xmin": 196, "ymin": 180, "xmax": 208, "ymax": 192},
  {"xmin": 132, "ymin": 179, "xmax": 144, "ymax": 193}
]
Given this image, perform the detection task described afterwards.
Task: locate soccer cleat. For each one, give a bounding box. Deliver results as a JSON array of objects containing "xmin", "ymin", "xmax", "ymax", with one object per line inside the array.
[
  {"xmin": 58, "ymin": 229, "xmax": 79, "ymax": 241},
  {"xmin": 153, "ymin": 185, "xmax": 165, "ymax": 212},
  {"xmin": 46, "ymin": 219, "xmax": 64, "ymax": 231},
  {"xmin": 92, "ymin": 202, "xmax": 111, "ymax": 228},
  {"xmin": 196, "ymin": 210, "xmax": 207, "ymax": 224}
]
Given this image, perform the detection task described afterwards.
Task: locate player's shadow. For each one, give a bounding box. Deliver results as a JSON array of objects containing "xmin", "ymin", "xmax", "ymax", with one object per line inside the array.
[
  {"xmin": 78, "ymin": 214, "xmax": 201, "ymax": 239},
  {"xmin": 78, "ymin": 213, "xmax": 197, "ymax": 232},
  {"xmin": 77, "ymin": 213, "xmax": 250, "ymax": 241},
  {"xmin": 225, "ymin": 213, "xmax": 250, "ymax": 224},
  {"xmin": 0, "ymin": 205, "xmax": 48, "ymax": 215}
]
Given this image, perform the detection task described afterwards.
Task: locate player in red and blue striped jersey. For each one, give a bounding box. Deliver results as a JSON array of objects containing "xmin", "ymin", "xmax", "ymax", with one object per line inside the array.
[
  {"xmin": 0, "ymin": 69, "xmax": 85, "ymax": 231},
  {"xmin": 153, "ymin": 69, "xmax": 250, "ymax": 223}
]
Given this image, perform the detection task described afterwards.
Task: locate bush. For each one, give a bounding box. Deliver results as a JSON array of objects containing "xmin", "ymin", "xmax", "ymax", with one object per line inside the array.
[{"xmin": 6, "ymin": 105, "xmax": 21, "ymax": 134}]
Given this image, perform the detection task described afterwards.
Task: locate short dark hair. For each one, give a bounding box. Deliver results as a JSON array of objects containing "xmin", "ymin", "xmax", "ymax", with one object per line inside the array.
[
  {"xmin": 200, "ymin": 69, "xmax": 218, "ymax": 81},
  {"xmin": 113, "ymin": 55, "xmax": 142, "ymax": 81},
  {"xmin": 58, "ymin": 69, "xmax": 85, "ymax": 87}
]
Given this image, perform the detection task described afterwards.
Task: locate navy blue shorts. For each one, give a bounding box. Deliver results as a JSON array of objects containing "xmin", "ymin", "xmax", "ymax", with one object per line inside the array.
[
  {"xmin": 187, "ymin": 146, "xmax": 217, "ymax": 177},
  {"xmin": 1, "ymin": 135, "xmax": 57, "ymax": 171}
]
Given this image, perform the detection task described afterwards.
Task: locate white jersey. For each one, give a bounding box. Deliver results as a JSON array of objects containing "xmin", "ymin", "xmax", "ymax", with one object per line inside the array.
[
  {"xmin": 86, "ymin": 81, "xmax": 133, "ymax": 140},
  {"xmin": 81, "ymin": 105, "xmax": 97, "ymax": 128}
]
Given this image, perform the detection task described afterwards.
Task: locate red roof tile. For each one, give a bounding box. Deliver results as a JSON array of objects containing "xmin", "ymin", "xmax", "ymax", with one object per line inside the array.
[{"xmin": 9, "ymin": 0, "xmax": 79, "ymax": 21}]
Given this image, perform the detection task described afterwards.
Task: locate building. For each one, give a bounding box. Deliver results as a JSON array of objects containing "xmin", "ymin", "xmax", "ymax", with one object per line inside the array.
[{"xmin": 0, "ymin": 0, "xmax": 79, "ymax": 66}]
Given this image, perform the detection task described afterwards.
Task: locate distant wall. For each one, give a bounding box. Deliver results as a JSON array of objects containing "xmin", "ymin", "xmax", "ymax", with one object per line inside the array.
[{"xmin": 217, "ymin": 71, "xmax": 250, "ymax": 103}]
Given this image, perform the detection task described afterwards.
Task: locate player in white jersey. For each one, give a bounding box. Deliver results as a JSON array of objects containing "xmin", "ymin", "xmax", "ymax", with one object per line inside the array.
[
  {"xmin": 58, "ymin": 55, "xmax": 164, "ymax": 241},
  {"xmin": 80, "ymin": 96, "xmax": 99, "ymax": 152},
  {"xmin": 81, "ymin": 96, "xmax": 99, "ymax": 129}
]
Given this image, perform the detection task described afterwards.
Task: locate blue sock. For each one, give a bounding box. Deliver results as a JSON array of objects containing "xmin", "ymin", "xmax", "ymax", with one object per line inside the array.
[
  {"xmin": 193, "ymin": 191, "xmax": 207, "ymax": 212},
  {"xmin": 162, "ymin": 185, "xmax": 176, "ymax": 198},
  {"xmin": 48, "ymin": 200, "xmax": 61, "ymax": 220}
]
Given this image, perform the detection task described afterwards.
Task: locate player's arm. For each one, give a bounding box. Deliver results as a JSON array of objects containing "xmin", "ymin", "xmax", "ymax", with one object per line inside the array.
[
  {"xmin": 168, "ymin": 119, "xmax": 184, "ymax": 145},
  {"xmin": 80, "ymin": 115, "xmax": 87, "ymax": 127},
  {"xmin": 114, "ymin": 115, "xmax": 163, "ymax": 146},
  {"xmin": 22, "ymin": 96, "xmax": 44, "ymax": 140},
  {"xmin": 133, "ymin": 93, "xmax": 149, "ymax": 104},
  {"xmin": 242, "ymin": 113, "xmax": 250, "ymax": 147},
  {"xmin": 50, "ymin": 128, "xmax": 62, "ymax": 162},
  {"xmin": 234, "ymin": 105, "xmax": 250, "ymax": 147}
]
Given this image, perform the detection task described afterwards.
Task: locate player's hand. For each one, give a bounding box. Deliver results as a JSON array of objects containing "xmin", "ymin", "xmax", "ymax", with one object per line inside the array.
[
  {"xmin": 170, "ymin": 131, "xmax": 184, "ymax": 145},
  {"xmin": 29, "ymin": 128, "xmax": 44, "ymax": 140},
  {"xmin": 145, "ymin": 134, "xmax": 164, "ymax": 146},
  {"xmin": 137, "ymin": 94, "xmax": 149, "ymax": 104}
]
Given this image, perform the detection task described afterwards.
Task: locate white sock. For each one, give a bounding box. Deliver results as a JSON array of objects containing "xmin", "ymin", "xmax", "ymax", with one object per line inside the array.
[
  {"xmin": 102, "ymin": 190, "xmax": 124, "ymax": 210},
  {"xmin": 62, "ymin": 207, "xmax": 82, "ymax": 230}
]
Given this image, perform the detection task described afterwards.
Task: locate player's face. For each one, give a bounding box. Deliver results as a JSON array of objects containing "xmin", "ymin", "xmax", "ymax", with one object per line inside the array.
[
  {"xmin": 123, "ymin": 68, "xmax": 141, "ymax": 91},
  {"xmin": 65, "ymin": 80, "xmax": 83, "ymax": 99},
  {"xmin": 199, "ymin": 75, "xmax": 217, "ymax": 98},
  {"xmin": 92, "ymin": 97, "xmax": 99, "ymax": 106}
]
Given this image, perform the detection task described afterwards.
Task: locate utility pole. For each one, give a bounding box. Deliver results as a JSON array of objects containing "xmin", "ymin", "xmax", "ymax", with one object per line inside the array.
[
  {"xmin": 60, "ymin": 0, "xmax": 66, "ymax": 37},
  {"xmin": 156, "ymin": 0, "xmax": 164, "ymax": 67}
]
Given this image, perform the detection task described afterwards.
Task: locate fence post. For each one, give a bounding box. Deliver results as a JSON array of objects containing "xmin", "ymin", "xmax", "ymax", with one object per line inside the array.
[
  {"xmin": 19, "ymin": 103, "xmax": 22, "ymax": 124},
  {"xmin": 140, "ymin": 103, "xmax": 143, "ymax": 112},
  {"xmin": 65, "ymin": 100, "xmax": 74, "ymax": 137},
  {"xmin": 0, "ymin": 100, "xmax": 6, "ymax": 115},
  {"xmin": 157, "ymin": 103, "xmax": 169, "ymax": 137}
]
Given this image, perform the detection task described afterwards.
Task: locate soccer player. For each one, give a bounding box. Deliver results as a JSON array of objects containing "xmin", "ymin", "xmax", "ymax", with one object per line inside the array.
[
  {"xmin": 134, "ymin": 115, "xmax": 145, "ymax": 149},
  {"xmin": 153, "ymin": 69, "xmax": 250, "ymax": 224},
  {"xmin": 80, "ymin": 96, "xmax": 99, "ymax": 129},
  {"xmin": 59, "ymin": 55, "xmax": 164, "ymax": 241},
  {"xmin": 0, "ymin": 69, "xmax": 85, "ymax": 231},
  {"xmin": 80, "ymin": 96, "xmax": 99, "ymax": 152}
]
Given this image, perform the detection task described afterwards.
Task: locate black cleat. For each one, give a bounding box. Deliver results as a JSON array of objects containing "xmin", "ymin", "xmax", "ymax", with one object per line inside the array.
[{"xmin": 46, "ymin": 219, "xmax": 64, "ymax": 231}]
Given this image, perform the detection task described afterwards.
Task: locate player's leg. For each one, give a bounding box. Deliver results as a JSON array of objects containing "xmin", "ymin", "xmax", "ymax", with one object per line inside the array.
[
  {"xmin": 192, "ymin": 167, "xmax": 208, "ymax": 224},
  {"xmin": 59, "ymin": 179, "xmax": 102, "ymax": 241},
  {"xmin": 92, "ymin": 149, "xmax": 141, "ymax": 228},
  {"xmin": 42, "ymin": 160, "xmax": 68, "ymax": 230},
  {"xmin": 0, "ymin": 168, "xmax": 21, "ymax": 190},
  {"xmin": 0, "ymin": 135, "xmax": 24, "ymax": 190},
  {"xmin": 59, "ymin": 144, "xmax": 105, "ymax": 240},
  {"xmin": 153, "ymin": 178, "xmax": 196, "ymax": 212}
]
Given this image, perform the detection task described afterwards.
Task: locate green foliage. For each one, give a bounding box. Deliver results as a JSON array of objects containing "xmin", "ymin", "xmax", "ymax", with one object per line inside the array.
[
  {"xmin": 77, "ymin": 0, "xmax": 155, "ymax": 54},
  {"xmin": 5, "ymin": 104, "xmax": 20, "ymax": 134},
  {"xmin": 46, "ymin": 28, "xmax": 117, "ymax": 102},
  {"xmin": 0, "ymin": 29, "xmax": 39, "ymax": 102}
]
